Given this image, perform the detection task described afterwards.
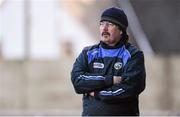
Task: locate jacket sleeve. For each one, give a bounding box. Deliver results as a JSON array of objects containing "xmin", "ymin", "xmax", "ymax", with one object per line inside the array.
[
  {"xmin": 71, "ymin": 48, "xmax": 113, "ymax": 94},
  {"xmin": 94, "ymin": 51, "xmax": 146, "ymax": 103}
]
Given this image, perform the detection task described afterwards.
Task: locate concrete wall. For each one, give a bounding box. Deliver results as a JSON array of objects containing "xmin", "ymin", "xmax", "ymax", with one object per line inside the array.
[
  {"xmin": 140, "ymin": 56, "xmax": 180, "ymax": 115},
  {"xmin": 0, "ymin": 56, "xmax": 180, "ymax": 115}
]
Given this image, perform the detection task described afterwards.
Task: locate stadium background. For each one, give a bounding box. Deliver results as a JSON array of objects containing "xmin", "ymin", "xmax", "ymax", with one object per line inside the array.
[{"xmin": 0, "ymin": 0, "xmax": 180, "ymax": 116}]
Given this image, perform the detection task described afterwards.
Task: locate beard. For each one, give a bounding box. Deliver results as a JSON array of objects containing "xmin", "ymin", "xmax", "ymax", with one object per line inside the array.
[
  {"xmin": 100, "ymin": 34, "xmax": 121, "ymax": 46},
  {"xmin": 101, "ymin": 32, "xmax": 111, "ymax": 42}
]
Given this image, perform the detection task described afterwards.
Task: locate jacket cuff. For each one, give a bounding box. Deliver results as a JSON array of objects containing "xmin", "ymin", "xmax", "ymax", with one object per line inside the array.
[{"xmin": 104, "ymin": 75, "xmax": 113, "ymax": 87}]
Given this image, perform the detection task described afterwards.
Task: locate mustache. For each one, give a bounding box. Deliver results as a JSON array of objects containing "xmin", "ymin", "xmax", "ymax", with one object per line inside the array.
[{"xmin": 102, "ymin": 32, "xmax": 110, "ymax": 36}]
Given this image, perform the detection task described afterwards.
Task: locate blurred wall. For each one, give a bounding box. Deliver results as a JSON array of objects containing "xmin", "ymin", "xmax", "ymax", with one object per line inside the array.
[
  {"xmin": 0, "ymin": 56, "xmax": 180, "ymax": 115},
  {"xmin": 0, "ymin": 0, "xmax": 180, "ymax": 116},
  {"xmin": 130, "ymin": 0, "xmax": 180, "ymax": 54}
]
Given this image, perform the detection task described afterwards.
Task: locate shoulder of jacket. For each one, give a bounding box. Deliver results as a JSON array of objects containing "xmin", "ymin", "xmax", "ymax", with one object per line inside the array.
[
  {"xmin": 82, "ymin": 44, "xmax": 99, "ymax": 52},
  {"xmin": 125, "ymin": 43, "xmax": 143, "ymax": 56}
]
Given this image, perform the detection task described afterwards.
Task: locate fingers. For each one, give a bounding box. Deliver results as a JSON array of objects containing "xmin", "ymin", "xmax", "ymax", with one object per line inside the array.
[
  {"xmin": 113, "ymin": 76, "xmax": 122, "ymax": 84},
  {"xmin": 89, "ymin": 92, "xmax": 94, "ymax": 96}
]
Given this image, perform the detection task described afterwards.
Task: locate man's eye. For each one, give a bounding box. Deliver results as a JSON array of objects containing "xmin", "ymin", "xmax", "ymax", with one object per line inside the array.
[
  {"xmin": 100, "ymin": 22, "xmax": 106, "ymax": 25},
  {"xmin": 109, "ymin": 23, "xmax": 114, "ymax": 26}
]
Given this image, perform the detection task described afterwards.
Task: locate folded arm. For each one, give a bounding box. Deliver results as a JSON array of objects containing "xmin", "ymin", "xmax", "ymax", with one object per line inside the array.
[
  {"xmin": 71, "ymin": 48, "xmax": 113, "ymax": 94},
  {"xmin": 91, "ymin": 51, "xmax": 146, "ymax": 103}
]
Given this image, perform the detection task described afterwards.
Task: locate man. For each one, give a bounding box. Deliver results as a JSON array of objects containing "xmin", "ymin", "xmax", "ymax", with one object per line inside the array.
[{"xmin": 71, "ymin": 7, "xmax": 146, "ymax": 116}]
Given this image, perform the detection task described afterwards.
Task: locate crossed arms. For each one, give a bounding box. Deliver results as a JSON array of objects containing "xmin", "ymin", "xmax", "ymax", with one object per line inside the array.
[{"xmin": 71, "ymin": 49, "xmax": 146, "ymax": 103}]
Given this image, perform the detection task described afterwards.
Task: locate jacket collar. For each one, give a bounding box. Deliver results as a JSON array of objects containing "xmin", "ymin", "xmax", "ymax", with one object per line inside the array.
[{"xmin": 100, "ymin": 40, "xmax": 124, "ymax": 49}]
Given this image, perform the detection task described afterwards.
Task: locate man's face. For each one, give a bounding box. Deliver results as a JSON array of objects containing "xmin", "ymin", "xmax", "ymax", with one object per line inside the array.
[{"xmin": 100, "ymin": 21, "xmax": 122, "ymax": 46}]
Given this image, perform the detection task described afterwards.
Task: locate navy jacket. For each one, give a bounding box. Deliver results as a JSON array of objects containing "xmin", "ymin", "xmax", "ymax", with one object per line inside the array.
[{"xmin": 71, "ymin": 41, "xmax": 146, "ymax": 116}]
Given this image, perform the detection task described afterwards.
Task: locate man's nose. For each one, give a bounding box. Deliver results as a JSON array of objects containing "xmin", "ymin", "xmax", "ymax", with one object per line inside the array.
[{"xmin": 103, "ymin": 25, "xmax": 108, "ymax": 31}]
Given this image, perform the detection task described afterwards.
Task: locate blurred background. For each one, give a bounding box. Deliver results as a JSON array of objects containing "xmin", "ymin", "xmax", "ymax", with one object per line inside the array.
[{"xmin": 0, "ymin": 0, "xmax": 180, "ymax": 116}]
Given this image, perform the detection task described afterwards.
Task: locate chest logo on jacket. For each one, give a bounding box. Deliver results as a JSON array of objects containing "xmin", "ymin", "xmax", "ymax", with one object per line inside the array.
[
  {"xmin": 114, "ymin": 62, "xmax": 122, "ymax": 70},
  {"xmin": 93, "ymin": 62, "xmax": 104, "ymax": 69}
]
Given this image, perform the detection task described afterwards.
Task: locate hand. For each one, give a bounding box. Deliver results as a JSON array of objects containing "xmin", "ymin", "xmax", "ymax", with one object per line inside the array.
[
  {"xmin": 89, "ymin": 92, "xmax": 94, "ymax": 96},
  {"xmin": 113, "ymin": 76, "xmax": 122, "ymax": 84}
]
